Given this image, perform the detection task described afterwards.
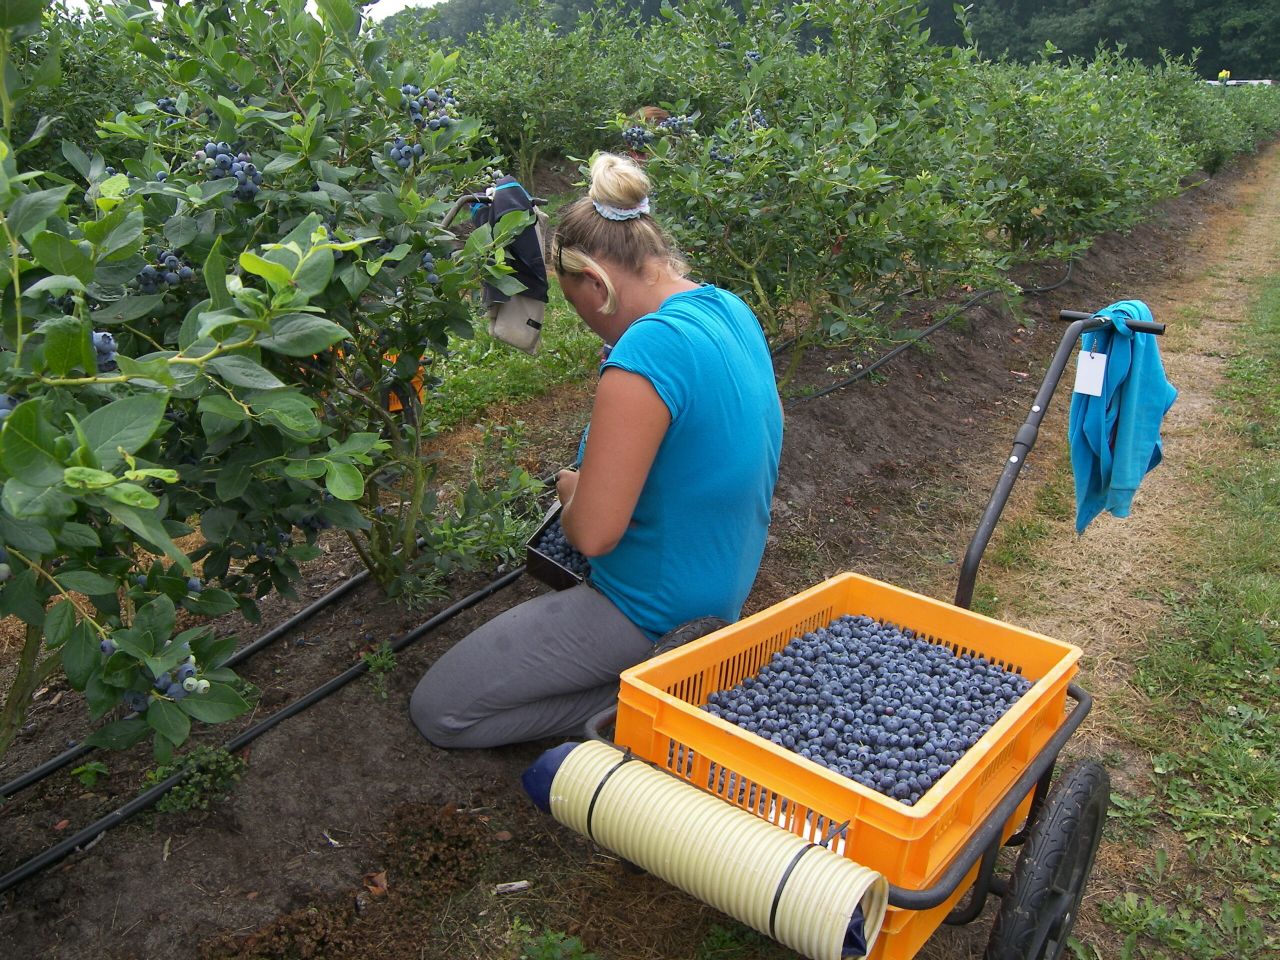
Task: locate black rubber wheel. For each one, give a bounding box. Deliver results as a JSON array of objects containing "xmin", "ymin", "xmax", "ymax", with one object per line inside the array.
[{"xmin": 985, "ymin": 759, "xmax": 1111, "ymax": 960}]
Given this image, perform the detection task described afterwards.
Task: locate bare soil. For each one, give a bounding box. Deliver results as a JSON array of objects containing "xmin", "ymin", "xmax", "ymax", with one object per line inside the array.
[{"xmin": 1, "ymin": 142, "xmax": 1275, "ymax": 960}]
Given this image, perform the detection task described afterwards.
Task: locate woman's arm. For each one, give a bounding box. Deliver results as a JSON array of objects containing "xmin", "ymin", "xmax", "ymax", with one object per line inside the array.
[{"xmin": 558, "ymin": 367, "xmax": 670, "ymax": 556}]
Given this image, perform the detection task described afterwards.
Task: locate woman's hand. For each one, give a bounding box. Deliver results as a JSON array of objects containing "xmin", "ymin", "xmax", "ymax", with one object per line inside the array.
[{"xmin": 556, "ymin": 468, "xmax": 579, "ymax": 505}]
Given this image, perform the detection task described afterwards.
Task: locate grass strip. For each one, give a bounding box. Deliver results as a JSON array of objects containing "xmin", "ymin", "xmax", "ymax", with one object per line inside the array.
[{"xmin": 1091, "ymin": 278, "xmax": 1280, "ymax": 960}]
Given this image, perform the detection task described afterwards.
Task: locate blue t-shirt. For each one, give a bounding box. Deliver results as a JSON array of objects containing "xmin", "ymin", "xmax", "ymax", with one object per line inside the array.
[{"xmin": 588, "ymin": 285, "xmax": 783, "ymax": 640}]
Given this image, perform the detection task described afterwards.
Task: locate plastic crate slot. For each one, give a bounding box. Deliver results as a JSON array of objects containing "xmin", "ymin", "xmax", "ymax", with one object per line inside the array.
[
  {"xmin": 664, "ymin": 738, "xmax": 696, "ymax": 776},
  {"xmin": 668, "ymin": 674, "xmax": 700, "ymax": 706},
  {"xmin": 976, "ymin": 740, "xmax": 1016, "ymax": 792}
]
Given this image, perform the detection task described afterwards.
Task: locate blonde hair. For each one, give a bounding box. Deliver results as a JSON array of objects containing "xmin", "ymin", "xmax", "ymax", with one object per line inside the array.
[{"xmin": 550, "ymin": 153, "xmax": 687, "ymax": 315}]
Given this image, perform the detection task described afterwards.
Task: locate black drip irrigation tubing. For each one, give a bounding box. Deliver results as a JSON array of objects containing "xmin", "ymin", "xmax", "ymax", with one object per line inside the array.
[
  {"xmin": 785, "ymin": 288, "xmax": 997, "ymax": 407},
  {"xmin": 0, "ymin": 565, "xmax": 525, "ymax": 897},
  {"xmin": 0, "ymin": 566, "xmax": 375, "ymax": 801},
  {"xmin": 777, "ymin": 261, "xmax": 1076, "ymax": 406}
]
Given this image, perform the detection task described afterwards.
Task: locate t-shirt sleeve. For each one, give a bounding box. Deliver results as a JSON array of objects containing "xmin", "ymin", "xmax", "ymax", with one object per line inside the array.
[{"xmin": 601, "ymin": 319, "xmax": 689, "ymax": 423}]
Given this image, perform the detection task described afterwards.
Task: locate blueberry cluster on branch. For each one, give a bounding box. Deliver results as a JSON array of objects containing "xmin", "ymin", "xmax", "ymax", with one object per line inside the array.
[
  {"xmin": 401, "ymin": 83, "xmax": 459, "ymax": 131},
  {"xmin": 535, "ymin": 517, "xmax": 590, "ymax": 580},
  {"xmin": 156, "ymin": 95, "xmax": 182, "ymax": 126},
  {"xmin": 657, "ymin": 115, "xmax": 695, "ymax": 136},
  {"xmin": 386, "ymin": 136, "xmax": 424, "ymax": 170},
  {"xmin": 194, "ymin": 141, "xmax": 264, "ymax": 202},
  {"xmin": 622, "ymin": 125, "xmax": 655, "ymax": 151},
  {"xmin": 93, "ymin": 331, "xmax": 119, "ymax": 373},
  {"xmin": 701, "ymin": 614, "xmax": 1035, "ymax": 806},
  {"xmin": 133, "ymin": 247, "xmax": 195, "ymax": 295},
  {"xmin": 420, "ymin": 249, "xmax": 440, "ymax": 285}
]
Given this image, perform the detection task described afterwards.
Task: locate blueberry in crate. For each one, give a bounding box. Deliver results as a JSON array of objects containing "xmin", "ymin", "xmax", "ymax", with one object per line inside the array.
[{"xmin": 700, "ymin": 614, "xmax": 1034, "ymax": 806}]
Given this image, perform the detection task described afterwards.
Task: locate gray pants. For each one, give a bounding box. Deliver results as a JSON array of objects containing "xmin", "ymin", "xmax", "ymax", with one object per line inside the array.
[{"xmin": 409, "ymin": 584, "xmax": 654, "ymax": 748}]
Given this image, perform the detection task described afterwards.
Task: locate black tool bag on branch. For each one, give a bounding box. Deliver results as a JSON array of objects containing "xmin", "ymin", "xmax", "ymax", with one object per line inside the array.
[{"xmin": 472, "ymin": 177, "xmax": 549, "ymax": 355}]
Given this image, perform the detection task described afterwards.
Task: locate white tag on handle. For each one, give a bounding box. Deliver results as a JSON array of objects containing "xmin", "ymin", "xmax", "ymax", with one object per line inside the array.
[{"xmin": 1074, "ymin": 350, "xmax": 1106, "ymax": 396}]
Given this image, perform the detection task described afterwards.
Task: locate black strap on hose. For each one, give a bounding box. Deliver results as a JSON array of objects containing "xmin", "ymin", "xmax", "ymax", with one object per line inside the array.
[
  {"xmin": 584, "ymin": 747, "xmax": 634, "ymax": 842},
  {"xmin": 769, "ymin": 842, "xmax": 819, "ymax": 940}
]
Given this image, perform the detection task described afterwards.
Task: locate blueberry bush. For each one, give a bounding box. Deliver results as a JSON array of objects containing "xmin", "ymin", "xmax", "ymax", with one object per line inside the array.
[
  {"xmin": 445, "ymin": 0, "xmax": 653, "ymax": 191},
  {"xmin": 0, "ymin": 0, "xmax": 541, "ymax": 762}
]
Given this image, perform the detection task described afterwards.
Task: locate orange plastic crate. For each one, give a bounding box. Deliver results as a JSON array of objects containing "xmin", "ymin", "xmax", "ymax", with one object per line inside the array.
[{"xmin": 615, "ymin": 572, "xmax": 1080, "ymax": 898}]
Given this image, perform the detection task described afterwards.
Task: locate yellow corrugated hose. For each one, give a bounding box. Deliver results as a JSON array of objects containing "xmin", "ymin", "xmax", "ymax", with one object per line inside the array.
[{"xmin": 550, "ymin": 740, "xmax": 888, "ymax": 960}]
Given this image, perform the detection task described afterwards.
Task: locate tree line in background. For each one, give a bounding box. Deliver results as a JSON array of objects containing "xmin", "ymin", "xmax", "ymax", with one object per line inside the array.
[{"xmin": 391, "ymin": 0, "xmax": 1279, "ymax": 80}]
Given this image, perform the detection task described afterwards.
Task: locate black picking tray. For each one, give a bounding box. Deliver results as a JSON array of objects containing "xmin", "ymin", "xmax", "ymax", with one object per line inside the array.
[{"xmin": 525, "ymin": 503, "xmax": 588, "ymax": 590}]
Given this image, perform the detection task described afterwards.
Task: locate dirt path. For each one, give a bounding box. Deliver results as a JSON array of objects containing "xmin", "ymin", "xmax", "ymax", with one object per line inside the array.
[{"xmin": 915, "ymin": 143, "xmax": 1280, "ymax": 959}]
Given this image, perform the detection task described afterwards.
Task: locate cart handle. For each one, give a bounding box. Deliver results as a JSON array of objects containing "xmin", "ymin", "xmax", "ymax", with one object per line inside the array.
[
  {"xmin": 582, "ymin": 684, "xmax": 1092, "ymax": 911},
  {"xmin": 1058, "ymin": 308, "xmax": 1166, "ymax": 334},
  {"xmin": 954, "ymin": 308, "xmax": 1165, "ymax": 608}
]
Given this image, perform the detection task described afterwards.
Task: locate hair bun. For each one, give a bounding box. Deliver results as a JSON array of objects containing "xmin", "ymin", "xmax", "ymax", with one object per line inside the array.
[{"xmin": 589, "ymin": 153, "xmax": 650, "ymax": 212}]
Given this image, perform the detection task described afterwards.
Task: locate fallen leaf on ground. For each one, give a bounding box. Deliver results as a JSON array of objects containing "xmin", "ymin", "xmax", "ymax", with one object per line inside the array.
[{"xmin": 363, "ymin": 871, "xmax": 388, "ymax": 897}]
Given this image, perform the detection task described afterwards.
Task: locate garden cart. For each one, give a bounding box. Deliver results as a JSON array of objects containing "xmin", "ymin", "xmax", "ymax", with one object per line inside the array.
[{"xmin": 524, "ymin": 308, "xmax": 1166, "ymax": 960}]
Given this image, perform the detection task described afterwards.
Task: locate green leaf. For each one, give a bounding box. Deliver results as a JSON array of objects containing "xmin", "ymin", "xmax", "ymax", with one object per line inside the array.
[
  {"xmin": 207, "ymin": 355, "xmax": 284, "ymax": 390},
  {"xmin": 90, "ymin": 294, "xmax": 166, "ymax": 325},
  {"xmin": 78, "ymin": 394, "xmax": 168, "ymax": 469},
  {"xmin": 0, "ymin": 0, "xmax": 45, "ymax": 29},
  {"xmin": 239, "ymin": 251, "xmax": 293, "ymax": 290},
  {"xmin": 86, "ymin": 717, "xmax": 152, "ymax": 749},
  {"xmin": 7, "ymin": 186, "xmax": 71, "ymax": 237},
  {"xmin": 22, "ymin": 274, "xmax": 85, "ymax": 298},
  {"xmin": 256, "ymin": 313, "xmax": 349, "ymax": 357},
  {"xmin": 57, "ymin": 522, "xmax": 101, "ymax": 548},
  {"xmin": 163, "ymin": 215, "xmax": 199, "ymax": 250},
  {"xmin": 100, "ymin": 209, "xmax": 145, "ymax": 259},
  {"xmin": 115, "ymin": 354, "xmax": 178, "ymax": 387},
  {"xmin": 248, "ymin": 392, "xmax": 320, "ymax": 437},
  {"xmin": 183, "ymin": 589, "xmax": 238, "ymax": 617},
  {"xmin": 101, "ymin": 483, "xmax": 159, "ymax": 509},
  {"xmin": 198, "ymin": 506, "xmax": 236, "ymax": 544},
  {"xmin": 61, "ymin": 141, "xmax": 91, "ymax": 178},
  {"xmin": 2, "ymin": 477, "xmax": 75, "ymax": 520},
  {"xmin": 215, "ymin": 458, "xmax": 252, "ymax": 500},
  {"xmin": 0, "ymin": 514, "xmax": 56, "ymax": 555},
  {"xmin": 62, "ymin": 622, "xmax": 99, "ymax": 689},
  {"xmin": 180, "ymin": 683, "xmax": 250, "ymax": 724},
  {"xmin": 284, "ymin": 458, "xmax": 326, "ymax": 480},
  {"xmin": 197, "ymin": 394, "xmax": 248, "ymax": 422},
  {"xmin": 0, "ymin": 568, "xmax": 46, "ymax": 625},
  {"xmin": 134, "ymin": 596, "xmax": 176, "ymax": 643},
  {"xmin": 315, "ymin": 0, "xmax": 358, "ymax": 36},
  {"xmin": 0, "ymin": 400, "xmax": 63, "ymax": 485},
  {"xmin": 204, "ymin": 237, "xmax": 231, "ymax": 310},
  {"xmin": 44, "ymin": 600, "xmax": 77, "ymax": 649},
  {"xmin": 146, "ymin": 698, "xmax": 190, "ymax": 745},
  {"xmin": 262, "ymin": 153, "xmax": 304, "ymax": 174},
  {"xmin": 63, "ymin": 466, "xmax": 122, "ymax": 489},
  {"xmin": 97, "ymin": 500, "xmax": 192, "ymax": 573},
  {"xmin": 324, "ymin": 461, "xmax": 364, "ymax": 500},
  {"xmin": 191, "ymin": 632, "xmax": 237, "ymax": 669},
  {"xmin": 294, "ymin": 249, "xmax": 334, "ymax": 299},
  {"xmin": 56, "ymin": 569, "xmax": 119, "ymax": 595},
  {"xmin": 39, "ymin": 315, "xmax": 95, "ymax": 376},
  {"xmin": 31, "ymin": 232, "xmax": 94, "ymax": 284}
]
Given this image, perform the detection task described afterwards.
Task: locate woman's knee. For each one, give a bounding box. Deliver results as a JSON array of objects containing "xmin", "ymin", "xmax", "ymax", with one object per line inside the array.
[{"xmin": 408, "ymin": 667, "xmax": 470, "ymax": 748}]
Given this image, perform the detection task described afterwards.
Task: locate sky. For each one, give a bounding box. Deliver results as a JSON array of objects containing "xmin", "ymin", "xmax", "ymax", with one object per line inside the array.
[{"xmin": 61, "ymin": 0, "xmax": 443, "ymax": 21}]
